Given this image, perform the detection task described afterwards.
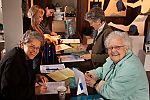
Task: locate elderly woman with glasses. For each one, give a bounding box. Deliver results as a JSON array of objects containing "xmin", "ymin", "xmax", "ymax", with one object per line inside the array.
[
  {"xmin": 0, "ymin": 30, "xmax": 48, "ymax": 100},
  {"xmin": 85, "ymin": 31, "xmax": 149, "ymax": 100}
]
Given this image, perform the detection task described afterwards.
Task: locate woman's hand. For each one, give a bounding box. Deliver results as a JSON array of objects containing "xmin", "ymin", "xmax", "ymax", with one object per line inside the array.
[
  {"xmin": 36, "ymin": 74, "xmax": 48, "ymax": 83},
  {"xmin": 80, "ymin": 54, "xmax": 91, "ymax": 60},
  {"xmin": 85, "ymin": 72, "xmax": 96, "ymax": 88},
  {"xmin": 44, "ymin": 34, "xmax": 58, "ymax": 44},
  {"xmin": 50, "ymin": 32, "xmax": 57, "ymax": 36},
  {"xmin": 77, "ymin": 44, "xmax": 88, "ymax": 51},
  {"xmin": 35, "ymin": 85, "xmax": 47, "ymax": 94}
]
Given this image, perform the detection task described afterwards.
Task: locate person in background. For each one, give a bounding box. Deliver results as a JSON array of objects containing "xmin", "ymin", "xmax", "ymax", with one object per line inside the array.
[
  {"xmin": 78, "ymin": 7, "xmax": 113, "ymax": 72},
  {"xmin": 27, "ymin": 5, "xmax": 57, "ymax": 42},
  {"xmin": 43, "ymin": 3, "xmax": 57, "ymax": 36},
  {"xmin": 27, "ymin": 5, "xmax": 58, "ymax": 72},
  {"xmin": 0, "ymin": 30, "xmax": 48, "ymax": 100},
  {"xmin": 27, "ymin": 5, "xmax": 44, "ymax": 35},
  {"xmin": 85, "ymin": 31, "xmax": 149, "ymax": 100}
]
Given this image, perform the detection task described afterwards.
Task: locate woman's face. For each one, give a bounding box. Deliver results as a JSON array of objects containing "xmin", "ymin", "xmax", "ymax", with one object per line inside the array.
[
  {"xmin": 107, "ymin": 37, "xmax": 128, "ymax": 63},
  {"xmin": 23, "ymin": 39, "xmax": 41, "ymax": 59},
  {"xmin": 46, "ymin": 7, "xmax": 55, "ymax": 17},
  {"xmin": 34, "ymin": 12, "xmax": 43, "ymax": 25},
  {"xmin": 88, "ymin": 20, "xmax": 103, "ymax": 30}
]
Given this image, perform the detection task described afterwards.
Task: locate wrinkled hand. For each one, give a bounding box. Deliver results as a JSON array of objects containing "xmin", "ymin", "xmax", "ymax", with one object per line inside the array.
[
  {"xmin": 80, "ymin": 54, "xmax": 91, "ymax": 60},
  {"xmin": 77, "ymin": 44, "xmax": 88, "ymax": 51},
  {"xmin": 50, "ymin": 32, "xmax": 58, "ymax": 36},
  {"xmin": 36, "ymin": 74, "xmax": 48, "ymax": 83},
  {"xmin": 35, "ymin": 85, "xmax": 47, "ymax": 94},
  {"xmin": 85, "ymin": 72, "xmax": 96, "ymax": 88},
  {"xmin": 44, "ymin": 34, "xmax": 58, "ymax": 44}
]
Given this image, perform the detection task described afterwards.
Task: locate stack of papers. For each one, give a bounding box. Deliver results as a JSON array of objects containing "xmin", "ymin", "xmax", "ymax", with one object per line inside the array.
[
  {"xmin": 40, "ymin": 64, "xmax": 65, "ymax": 73},
  {"xmin": 56, "ymin": 44, "xmax": 72, "ymax": 52},
  {"xmin": 71, "ymin": 51, "xmax": 89, "ymax": 56},
  {"xmin": 47, "ymin": 68, "xmax": 75, "ymax": 81},
  {"xmin": 59, "ymin": 55, "xmax": 85, "ymax": 63}
]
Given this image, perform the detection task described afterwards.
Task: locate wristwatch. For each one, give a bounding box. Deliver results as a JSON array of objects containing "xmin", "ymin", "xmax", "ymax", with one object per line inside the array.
[{"xmin": 93, "ymin": 79, "xmax": 101, "ymax": 88}]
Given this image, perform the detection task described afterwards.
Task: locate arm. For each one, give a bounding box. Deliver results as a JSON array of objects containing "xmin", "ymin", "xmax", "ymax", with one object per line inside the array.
[
  {"xmin": 86, "ymin": 43, "xmax": 93, "ymax": 51},
  {"xmin": 95, "ymin": 62, "xmax": 140, "ymax": 99},
  {"xmin": 85, "ymin": 67, "xmax": 103, "ymax": 87},
  {"xmin": 1, "ymin": 61, "xmax": 35, "ymax": 100},
  {"xmin": 91, "ymin": 27, "xmax": 112, "ymax": 63}
]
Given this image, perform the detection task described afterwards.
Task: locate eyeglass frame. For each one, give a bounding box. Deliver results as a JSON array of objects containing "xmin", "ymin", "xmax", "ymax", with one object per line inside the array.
[
  {"xmin": 106, "ymin": 45, "xmax": 126, "ymax": 51},
  {"xmin": 27, "ymin": 43, "xmax": 41, "ymax": 51}
]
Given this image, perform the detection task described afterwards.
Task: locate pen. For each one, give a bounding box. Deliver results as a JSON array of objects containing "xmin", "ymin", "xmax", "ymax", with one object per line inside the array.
[{"xmin": 37, "ymin": 82, "xmax": 43, "ymax": 86}]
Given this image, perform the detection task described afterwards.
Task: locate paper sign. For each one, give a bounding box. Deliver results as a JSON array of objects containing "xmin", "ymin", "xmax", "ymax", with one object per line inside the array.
[
  {"xmin": 40, "ymin": 64, "xmax": 65, "ymax": 73},
  {"xmin": 72, "ymin": 68, "xmax": 88, "ymax": 95}
]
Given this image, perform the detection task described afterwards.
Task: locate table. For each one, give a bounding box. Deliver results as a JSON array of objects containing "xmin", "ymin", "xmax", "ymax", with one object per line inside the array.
[
  {"xmin": 37, "ymin": 42, "xmax": 107, "ymax": 100},
  {"xmin": 36, "ymin": 87, "xmax": 107, "ymax": 100}
]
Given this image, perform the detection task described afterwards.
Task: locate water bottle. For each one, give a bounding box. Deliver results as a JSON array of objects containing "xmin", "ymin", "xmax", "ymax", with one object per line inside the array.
[
  {"xmin": 42, "ymin": 41, "xmax": 50, "ymax": 64},
  {"xmin": 49, "ymin": 42, "xmax": 56, "ymax": 64},
  {"xmin": 64, "ymin": 19, "xmax": 75, "ymax": 38}
]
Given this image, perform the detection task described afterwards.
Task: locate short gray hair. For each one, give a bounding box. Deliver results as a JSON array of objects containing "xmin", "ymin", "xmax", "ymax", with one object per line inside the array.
[
  {"xmin": 85, "ymin": 7, "xmax": 105, "ymax": 22},
  {"xmin": 104, "ymin": 31, "xmax": 132, "ymax": 49},
  {"xmin": 21, "ymin": 30, "xmax": 44, "ymax": 45}
]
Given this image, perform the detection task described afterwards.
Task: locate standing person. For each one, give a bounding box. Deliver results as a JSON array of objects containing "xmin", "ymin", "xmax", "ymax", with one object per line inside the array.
[
  {"xmin": 27, "ymin": 5, "xmax": 57, "ymax": 42},
  {"xmin": 85, "ymin": 31, "xmax": 149, "ymax": 100},
  {"xmin": 0, "ymin": 30, "xmax": 48, "ymax": 100},
  {"xmin": 27, "ymin": 5, "xmax": 45, "ymax": 35},
  {"xmin": 78, "ymin": 7, "xmax": 113, "ymax": 72},
  {"xmin": 43, "ymin": 3, "xmax": 57, "ymax": 36}
]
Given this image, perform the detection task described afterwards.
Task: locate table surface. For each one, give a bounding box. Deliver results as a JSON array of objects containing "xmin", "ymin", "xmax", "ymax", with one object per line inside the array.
[{"xmin": 35, "ymin": 80, "xmax": 107, "ymax": 100}]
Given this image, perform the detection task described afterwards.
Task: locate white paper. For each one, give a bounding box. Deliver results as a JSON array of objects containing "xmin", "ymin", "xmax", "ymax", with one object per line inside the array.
[
  {"xmin": 72, "ymin": 68, "xmax": 88, "ymax": 95},
  {"xmin": 60, "ymin": 39, "xmax": 80, "ymax": 44},
  {"xmin": 40, "ymin": 64, "xmax": 65, "ymax": 73},
  {"xmin": 56, "ymin": 44, "xmax": 72, "ymax": 52},
  {"xmin": 39, "ymin": 81, "xmax": 70, "ymax": 94},
  {"xmin": 59, "ymin": 55, "xmax": 85, "ymax": 63}
]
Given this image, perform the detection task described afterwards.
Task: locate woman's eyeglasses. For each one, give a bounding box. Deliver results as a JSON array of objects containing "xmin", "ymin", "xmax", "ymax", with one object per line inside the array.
[
  {"xmin": 28, "ymin": 44, "xmax": 40, "ymax": 51},
  {"xmin": 107, "ymin": 45, "xmax": 125, "ymax": 51}
]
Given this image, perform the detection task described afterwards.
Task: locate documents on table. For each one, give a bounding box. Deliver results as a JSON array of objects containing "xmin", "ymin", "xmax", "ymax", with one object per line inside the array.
[
  {"xmin": 56, "ymin": 44, "xmax": 72, "ymax": 52},
  {"xmin": 60, "ymin": 39, "xmax": 80, "ymax": 44},
  {"xmin": 39, "ymin": 81, "xmax": 70, "ymax": 94},
  {"xmin": 71, "ymin": 51, "xmax": 89, "ymax": 56},
  {"xmin": 40, "ymin": 64, "xmax": 65, "ymax": 73},
  {"xmin": 47, "ymin": 68, "xmax": 75, "ymax": 81},
  {"xmin": 59, "ymin": 55, "xmax": 85, "ymax": 63}
]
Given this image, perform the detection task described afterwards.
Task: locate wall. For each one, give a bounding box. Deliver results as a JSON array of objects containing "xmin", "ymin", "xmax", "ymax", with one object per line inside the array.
[
  {"xmin": 2, "ymin": 0, "xmax": 23, "ymax": 52},
  {"xmin": 0, "ymin": 0, "xmax": 3, "ymax": 24},
  {"xmin": 52, "ymin": 0, "xmax": 77, "ymax": 11},
  {"xmin": 88, "ymin": 0, "xmax": 127, "ymax": 16}
]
